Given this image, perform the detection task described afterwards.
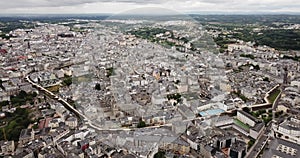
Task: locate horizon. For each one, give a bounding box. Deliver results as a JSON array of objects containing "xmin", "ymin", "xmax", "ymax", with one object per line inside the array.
[
  {"xmin": 1, "ymin": 12, "xmax": 300, "ymax": 17},
  {"xmin": 1, "ymin": 0, "xmax": 300, "ymax": 15}
]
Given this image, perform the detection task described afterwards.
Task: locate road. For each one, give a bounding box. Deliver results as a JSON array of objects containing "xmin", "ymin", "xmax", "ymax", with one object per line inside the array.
[
  {"xmin": 246, "ymin": 122, "xmax": 272, "ymax": 158},
  {"xmin": 246, "ymin": 134, "xmax": 269, "ymax": 158}
]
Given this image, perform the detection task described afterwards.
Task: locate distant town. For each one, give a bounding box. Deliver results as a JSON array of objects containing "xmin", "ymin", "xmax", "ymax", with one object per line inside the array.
[{"xmin": 0, "ymin": 14, "xmax": 299, "ymax": 158}]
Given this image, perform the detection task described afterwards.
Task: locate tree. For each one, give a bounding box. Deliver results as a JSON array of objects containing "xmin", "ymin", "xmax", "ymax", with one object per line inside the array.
[
  {"xmin": 154, "ymin": 151, "xmax": 166, "ymax": 158},
  {"xmin": 106, "ymin": 67, "xmax": 114, "ymax": 77},
  {"xmin": 19, "ymin": 90, "xmax": 27, "ymax": 98},
  {"xmin": 63, "ymin": 77, "xmax": 72, "ymax": 86},
  {"xmin": 95, "ymin": 83, "xmax": 101, "ymax": 91},
  {"xmin": 247, "ymin": 139, "xmax": 255, "ymax": 149},
  {"xmin": 275, "ymin": 111, "xmax": 284, "ymax": 118},
  {"xmin": 137, "ymin": 120, "xmax": 146, "ymax": 128},
  {"xmin": 242, "ymin": 107, "xmax": 251, "ymax": 114},
  {"xmin": 0, "ymin": 101, "xmax": 9, "ymax": 107},
  {"xmin": 263, "ymin": 77, "xmax": 270, "ymax": 82},
  {"xmin": 0, "ymin": 108, "xmax": 31, "ymax": 141},
  {"xmin": 167, "ymin": 93, "xmax": 182, "ymax": 104},
  {"xmin": 32, "ymin": 124, "xmax": 38, "ymax": 129}
]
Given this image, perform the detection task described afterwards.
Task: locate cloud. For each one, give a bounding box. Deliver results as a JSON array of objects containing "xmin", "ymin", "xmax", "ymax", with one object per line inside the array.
[
  {"xmin": 0, "ymin": 0, "xmax": 300, "ymax": 14},
  {"xmin": 1, "ymin": 0, "xmax": 162, "ymax": 8}
]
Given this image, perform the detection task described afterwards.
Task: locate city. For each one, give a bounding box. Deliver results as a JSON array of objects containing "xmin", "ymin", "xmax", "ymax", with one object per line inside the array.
[{"xmin": 0, "ymin": 2, "xmax": 300, "ymax": 158}]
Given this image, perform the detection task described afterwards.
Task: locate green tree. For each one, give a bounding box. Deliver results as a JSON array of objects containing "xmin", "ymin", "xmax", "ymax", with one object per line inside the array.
[
  {"xmin": 63, "ymin": 77, "xmax": 72, "ymax": 86},
  {"xmin": 137, "ymin": 120, "xmax": 146, "ymax": 128},
  {"xmin": 95, "ymin": 83, "xmax": 101, "ymax": 91},
  {"xmin": 154, "ymin": 151, "xmax": 166, "ymax": 158},
  {"xmin": 263, "ymin": 77, "xmax": 270, "ymax": 82},
  {"xmin": 0, "ymin": 101, "xmax": 9, "ymax": 107},
  {"xmin": 248, "ymin": 139, "xmax": 255, "ymax": 149},
  {"xmin": 106, "ymin": 67, "xmax": 114, "ymax": 77},
  {"xmin": 0, "ymin": 108, "xmax": 31, "ymax": 141}
]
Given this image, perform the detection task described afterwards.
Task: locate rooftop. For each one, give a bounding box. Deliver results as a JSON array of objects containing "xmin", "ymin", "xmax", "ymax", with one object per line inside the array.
[{"xmin": 262, "ymin": 138, "xmax": 300, "ymax": 158}]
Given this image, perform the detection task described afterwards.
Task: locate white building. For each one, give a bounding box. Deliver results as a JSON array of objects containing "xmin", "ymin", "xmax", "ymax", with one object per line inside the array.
[
  {"xmin": 273, "ymin": 115, "xmax": 300, "ymax": 144},
  {"xmin": 65, "ymin": 116, "xmax": 78, "ymax": 129},
  {"xmin": 151, "ymin": 93, "xmax": 167, "ymax": 105},
  {"xmin": 237, "ymin": 110, "xmax": 258, "ymax": 127},
  {"xmin": 0, "ymin": 141, "xmax": 15, "ymax": 155},
  {"xmin": 249, "ymin": 122, "xmax": 265, "ymax": 139}
]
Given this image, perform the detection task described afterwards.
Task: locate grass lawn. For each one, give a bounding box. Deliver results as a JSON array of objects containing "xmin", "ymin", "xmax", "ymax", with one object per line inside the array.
[
  {"xmin": 234, "ymin": 119, "xmax": 250, "ymax": 130},
  {"xmin": 267, "ymin": 88, "xmax": 281, "ymax": 104}
]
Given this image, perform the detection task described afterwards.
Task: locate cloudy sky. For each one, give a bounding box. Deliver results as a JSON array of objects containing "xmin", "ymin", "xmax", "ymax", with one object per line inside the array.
[{"xmin": 1, "ymin": 0, "xmax": 300, "ymax": 14}]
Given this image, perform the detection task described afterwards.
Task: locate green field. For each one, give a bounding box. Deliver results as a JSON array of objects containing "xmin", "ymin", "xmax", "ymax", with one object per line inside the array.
[
  {"xmin": 267, "ymin": 88, "xmax": 281, "ymax": 104},
  {"xmin": 234, "ymin": 119, "xmax": 250, "ymax": 130}
]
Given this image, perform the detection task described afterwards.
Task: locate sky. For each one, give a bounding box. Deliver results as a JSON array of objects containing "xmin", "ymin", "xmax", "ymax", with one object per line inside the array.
[{"xmin": 1, "ymin": 0, "xmax": 300, "ymax": 14}]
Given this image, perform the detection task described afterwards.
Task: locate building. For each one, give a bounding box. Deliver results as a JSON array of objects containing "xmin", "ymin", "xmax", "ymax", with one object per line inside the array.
[
  {"xmin": 37, "ymin": 145, "xmax": 62, "ymax": 158},
  {"xmin": 172, "ymin": 121, "xmax": 188, "ymax": 135},
  {"xmin": 214, "ymin": 115, "xmax": 234, "ymax": 128},
  {"xmin": 177, "ymin": 105, "xmax": 194, "ymax": 120},
  {"xmin": 78, "ymin": 140, "xmax": 89, "ymax": 152},
  {"xmin": 18, "ymin": 129, "xmax": 35, "ymax": 145},
  {"xmin": 183, "ymin": 126, "xmax": 202, "ymax": 150},
  {"xmin": 151, "ymin": 93, "xmax": 167, "ymax": 105},
  {"xmin": 57, "ymin": 141, "xmax": 84, "ymax": 158},
  {"xmin": 237, "ymin": 110, "xmax": 259, "ymax": 127},
  {"xmin": 1, "ymin": 82, "xmax": 18, "ymax": 95},
  {"xmin": 273, "ymin": 115, "xmax": 300, "ymax": 144},
  {"xmin": 0, "ymin": 89, "xmax": 9, "ymax": 102},
  {"xmin": 199, "ymin": 144, "xmax": 216, "ymax": 158},
  {"xmin": 249, "ymin": 122, "xmax": 265, "ymax": 139},
  {"xmin": 228, "ymin": 140, "xmax": 247, "ymax": 158},
  {"xmin": 0, "ymin": 141, "xmax": 15, "ymax": 156},
  {"xmin": 160, "ymin": 137, "xmax": 190, "ymax": 155},
  {"xmin": 65, "ymin": 115, "xmax": 78, "ymax": 129},
  {"xmin": 216, "ymin": 135, "xmax": 237, "ymax": 150},
  {"xmin": 262, "ymin": 138, "xmax": 300, "ymax": 158}
]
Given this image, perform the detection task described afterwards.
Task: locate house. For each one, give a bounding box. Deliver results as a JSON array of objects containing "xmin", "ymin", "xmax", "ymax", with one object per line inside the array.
[
  {"xmin": 0, "ymin": 141, "xmax": 15, "ymax": 155},
  {"xmin": 262, "ymin": 138, "xmax": 300, "ymax": 158},
  {"xmin": 1, "ymin": 82, "xmax": 18, "ymax": 95},
  {"xmin": 36, "ymin": 127, "xmax": 51, "ymax": 140},
  {"xmin": 38, "ymin": 145, "xmax": 62, "ymax": 158},
  {"xmin": 56, "ymin": 69, "xmax": 65, "ymax": 78},
  {"xmin": 65, "ymin": 115, "xmax": 78, "ymax": 129},
  {"xmin": 0, "ymin": 49, "xmax": 7, "ymax": 54},
  {"xmin": 78, "ymin": 140, "xmax": 89, "ymax": 151},
  {"xmin": 39, "ymin": 117, "xmax": 53, "ymax": 129},
  {"xmin": 18, "ymin": 129, "xmax": 35, "ymax": 145},
  {"xmin": 214, "ymin": 115, "xmax": 233, "ymax": 128},
  {"xmin": 57, "ymin": 141, "xmax": 84, "ymax": 158},
  {"xmin": 50, "ymin": 118, "xmax": 64, "ymax": 129},
  {"xmin": 177, "ymin": 105, "xmax": 194, "ymax": 120},
  {"xmin": 0, "ymin": 89, "xmax": 9, "ymax": 102},
  {"xmin": 215, "ymin": 135, "xmax": 237, "ymax": 150},
  {"xmin": 273, "ymin": 115, "xmax": 300, "ymax": 144},
  {"xmin": 200, "ymin": 144, "xmax": 216, "ymax": 158},
  {"xmin": 18, "ymin": 82, "xmax": 32, "ymax": 93},
  {"xmin": 145, "ymin": 115, "xmax": 165, "ymax": 126},
  {"xmin": 172, "ymin": 121, "xmax": 188, "ymax": 135},
  {"xmin": 160, "ymin": 137, "xmax": 190, "ymax": 155},
  {"xmin": 228, "ymin": 140, "xmax": 247, "ymax": 158},
  {"xmin": 14, "ymin": 148, "xmax": 34, "ymax": 158},
  {"xmin": 182, "ymin": 126, "xmax": 204, "ymax": 150},
  {"xmin": 151, "ymin": 93, "xmax": 167, "ymax": 105},
  {"xmin": 50, "ymin": 127, "xmax": 70, "ymax": 144},
  {"xmin": 41, "ymin": 109, "xmax": 56, "ymax": 117}
]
